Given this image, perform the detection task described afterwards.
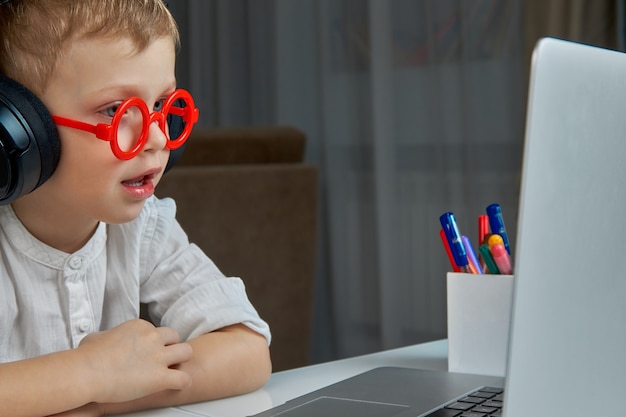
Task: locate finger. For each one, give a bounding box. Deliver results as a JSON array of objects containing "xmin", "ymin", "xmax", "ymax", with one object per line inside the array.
[
  {"xmin": 156, "ymin": 326, "xmax": 181, "ymax": 346},
  {"xmin": 161, "ymin": 368, "xmax": 192, "ymax": 391},
  {"xmin": 164, "ymin": 342, "xmax": 193, "ymax": 367}
]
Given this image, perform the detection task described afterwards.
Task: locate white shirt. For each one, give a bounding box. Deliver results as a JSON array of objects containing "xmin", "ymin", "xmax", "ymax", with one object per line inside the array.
[{"xmin": 0, "ymin": 196, "xmax": 270, "ymax": 363}]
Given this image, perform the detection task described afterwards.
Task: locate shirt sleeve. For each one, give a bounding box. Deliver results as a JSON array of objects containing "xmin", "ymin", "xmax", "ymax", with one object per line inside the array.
[{"xmin": 137, "ymin": 197, "xmax": 271, "ymax": 344}]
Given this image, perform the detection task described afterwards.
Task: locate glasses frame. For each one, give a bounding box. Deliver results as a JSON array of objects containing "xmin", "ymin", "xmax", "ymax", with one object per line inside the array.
[{"xmin": 52, "ymin": 89, "xmax": 199, "ymax": 160}]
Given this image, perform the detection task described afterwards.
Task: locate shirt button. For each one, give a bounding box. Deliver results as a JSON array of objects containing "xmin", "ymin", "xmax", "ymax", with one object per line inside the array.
[
  {"xmin": 68, "ymin": 256, "xmax": 83, "ymax": 270},
  {"xmin": 78, "ymin": 319, "xmax": 91, "ymax": 333}
]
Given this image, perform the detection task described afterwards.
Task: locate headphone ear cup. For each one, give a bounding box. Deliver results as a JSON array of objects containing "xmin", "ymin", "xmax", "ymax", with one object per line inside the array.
[{"xmin": 0, "ymin": 75, "xmax": 60, "ymax": 205}]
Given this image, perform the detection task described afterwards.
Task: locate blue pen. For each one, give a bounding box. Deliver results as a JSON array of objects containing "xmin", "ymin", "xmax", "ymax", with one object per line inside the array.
[
  {"xmin": 486, "ymin": 203, "xmax": 511, "ymax": 255},
  {"xmin": 439, "ymin": 212, "xmax": 471, "ymax": 273}
]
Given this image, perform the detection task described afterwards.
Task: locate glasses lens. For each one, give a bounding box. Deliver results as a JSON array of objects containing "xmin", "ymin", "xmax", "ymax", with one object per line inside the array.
[{"xmin": 114, "ymin": 104, "xmax": 147, "ymax": 154}]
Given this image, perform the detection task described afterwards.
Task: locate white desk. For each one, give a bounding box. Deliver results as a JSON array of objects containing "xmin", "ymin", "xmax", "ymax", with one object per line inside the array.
[{"xmin": 122, "ymin": 339, "xmax": 448, "ymax": 417}]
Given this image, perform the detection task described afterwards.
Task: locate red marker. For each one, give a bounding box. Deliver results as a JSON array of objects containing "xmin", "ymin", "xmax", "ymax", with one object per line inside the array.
[
  {"xmin": 440, "ymin": 228, "xmax": 461, "ymax": 272},
  {"xmin": 478, "ymin": 215, "xmax": 490, "ymax": 246},
  {"xmin": 478, "ymin": 215, "xmax": 491, "ymax": 269}
]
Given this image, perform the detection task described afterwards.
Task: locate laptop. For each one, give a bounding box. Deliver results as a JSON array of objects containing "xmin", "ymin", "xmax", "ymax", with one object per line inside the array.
[{"xmin": 252, "ymin": 37, "xmax": 626, "ymax": 417}]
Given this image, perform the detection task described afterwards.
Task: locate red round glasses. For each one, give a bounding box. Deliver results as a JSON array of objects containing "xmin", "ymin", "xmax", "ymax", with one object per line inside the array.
[{"xmin": 52, "ymin": 89, "xmax": 199, "ymax": 160}]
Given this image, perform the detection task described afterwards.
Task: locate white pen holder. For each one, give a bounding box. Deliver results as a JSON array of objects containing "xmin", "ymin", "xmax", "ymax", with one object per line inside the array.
[{"xmin": 447, "ymin": 272, "xmax": 514, "ymax": 377}]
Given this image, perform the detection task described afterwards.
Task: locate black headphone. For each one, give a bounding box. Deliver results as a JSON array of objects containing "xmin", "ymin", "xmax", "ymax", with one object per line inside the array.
[{"xmin": 0, "ymin": 75, "xmax": 185, "ymax": 205}]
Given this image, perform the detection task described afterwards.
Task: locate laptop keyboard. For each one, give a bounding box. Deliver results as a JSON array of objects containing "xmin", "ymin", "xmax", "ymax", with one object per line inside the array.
[{"xmin": 424, "ymin": 387, "xmax": 504, "ymax": 417}]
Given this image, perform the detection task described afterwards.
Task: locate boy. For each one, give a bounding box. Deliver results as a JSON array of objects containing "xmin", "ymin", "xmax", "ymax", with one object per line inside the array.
[{"xmin": 0, "ymin": 1, "xmax": 272, "ymax": 416}]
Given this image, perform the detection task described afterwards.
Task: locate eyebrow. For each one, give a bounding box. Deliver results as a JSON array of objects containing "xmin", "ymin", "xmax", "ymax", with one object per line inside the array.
[{"xmin": 87, "ymin": 82, "xmax": 178, "ymax": 105}]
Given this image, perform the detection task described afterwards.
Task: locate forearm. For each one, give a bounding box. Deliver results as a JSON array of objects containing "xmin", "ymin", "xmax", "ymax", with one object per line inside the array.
[
  {"xmin": 0, "ymin": 349, "xmax": 98, "ymax": 417},
  {"xmin": 102, "ymin": 324, "xmax": 272, "ymax": 415},
  {"xmin": 1, "ymin": 319, "xmax": 194, "ymax": 417}
]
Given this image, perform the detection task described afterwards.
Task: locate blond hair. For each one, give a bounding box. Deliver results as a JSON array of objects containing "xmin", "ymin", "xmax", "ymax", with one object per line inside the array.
[{"xmin": 0, "ymin": 0, "xmax": 180, "ymax": 94}]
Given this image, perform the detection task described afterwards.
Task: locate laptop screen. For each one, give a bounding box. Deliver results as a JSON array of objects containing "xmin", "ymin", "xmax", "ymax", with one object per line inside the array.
[{"xmin": 503, "ymin": 37, "xmax": 626, "ymax": 416}]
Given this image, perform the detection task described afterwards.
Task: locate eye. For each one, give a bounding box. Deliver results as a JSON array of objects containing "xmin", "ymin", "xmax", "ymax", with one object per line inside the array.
[
  {"xmin": 101, "ymin": 103, "xmax": 121, "ymax": 118},
  {"xmin": 154, "ymin": 98, "xmax": 166, "ymax": 112}
]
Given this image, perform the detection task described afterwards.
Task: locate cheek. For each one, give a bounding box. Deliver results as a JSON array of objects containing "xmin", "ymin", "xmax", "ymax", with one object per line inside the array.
[
  {"xmin": 116, "ymin": 114, "xmax": 146, "ymax": 154},
  {"xmin": 55, "ymin": 131, "xmax": 122, "ymax": 182},
  {"xmin": 58, "ymin": 130, "xmax": 117, "ymax": 163}
]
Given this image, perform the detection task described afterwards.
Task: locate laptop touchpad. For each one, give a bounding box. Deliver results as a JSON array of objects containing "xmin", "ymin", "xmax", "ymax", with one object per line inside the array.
[{"xmin": 275, "ymin": 396, "xmax": 409, "ymax": 417}]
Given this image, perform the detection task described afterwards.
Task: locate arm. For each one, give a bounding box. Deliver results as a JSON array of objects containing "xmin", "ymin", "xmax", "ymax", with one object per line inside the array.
[
  {"xmin": 100, "ymin": 323, "xmax": 272, "ymax": 415},
  {"xmin": 0, "ymin": 319, "xmax": 192, "ymax": 417}
]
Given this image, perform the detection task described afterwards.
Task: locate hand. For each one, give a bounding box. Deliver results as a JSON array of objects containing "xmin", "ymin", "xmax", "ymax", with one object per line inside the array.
[{"xmin": 78, "ymin": 319, "xmax": 193, "ymax": 404}]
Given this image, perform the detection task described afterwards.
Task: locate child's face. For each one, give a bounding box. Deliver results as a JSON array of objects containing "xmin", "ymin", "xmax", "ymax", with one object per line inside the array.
[{"xmin": 38, "ymin": 35, "xmax": 177, "ymax": 224}]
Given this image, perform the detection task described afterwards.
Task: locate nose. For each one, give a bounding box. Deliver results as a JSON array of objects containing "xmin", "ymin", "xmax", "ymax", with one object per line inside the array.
[{"xmin": 143, "ymin": 112, "xmax": 168, "ymax": 153}]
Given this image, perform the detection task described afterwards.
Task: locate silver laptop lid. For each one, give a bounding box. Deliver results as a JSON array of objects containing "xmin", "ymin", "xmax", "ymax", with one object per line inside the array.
[{"xmin": 504, "ymin": 37, "xmax": 626, "ymax": 416}]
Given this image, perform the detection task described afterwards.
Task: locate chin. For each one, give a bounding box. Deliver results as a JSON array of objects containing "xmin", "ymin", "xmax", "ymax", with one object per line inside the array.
[{"xmin": 103, "ymin": 200, "xmax": 147, "ymax": 225}]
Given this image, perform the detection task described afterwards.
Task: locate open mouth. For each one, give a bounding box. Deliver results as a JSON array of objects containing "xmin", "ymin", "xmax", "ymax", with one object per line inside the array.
[
  {"xmin": 121, "ymin": 171, "xmax": 158, "ymax": 201},
  {"xmin": 122, "ymin": 173, "xmax": 155, "ymax": 187},
  {"xmin": 121, "ymin": 169, "xmax": 161, "ymax": 200},
  {"xmin": 123, "ymin": 177, "xmax": 148, "ymax": 187}
]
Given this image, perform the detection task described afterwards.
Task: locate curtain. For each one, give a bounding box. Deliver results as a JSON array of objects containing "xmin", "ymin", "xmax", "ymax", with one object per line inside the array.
[{"xmin": 168, "ymin": 0, "xmax": 616, "ymax": 364}]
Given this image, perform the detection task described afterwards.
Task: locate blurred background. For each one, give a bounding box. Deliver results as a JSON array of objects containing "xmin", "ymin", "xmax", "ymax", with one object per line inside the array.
[{"xmin": 166, "ymin": 0, "xmax": 620, "ymax": 364}]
